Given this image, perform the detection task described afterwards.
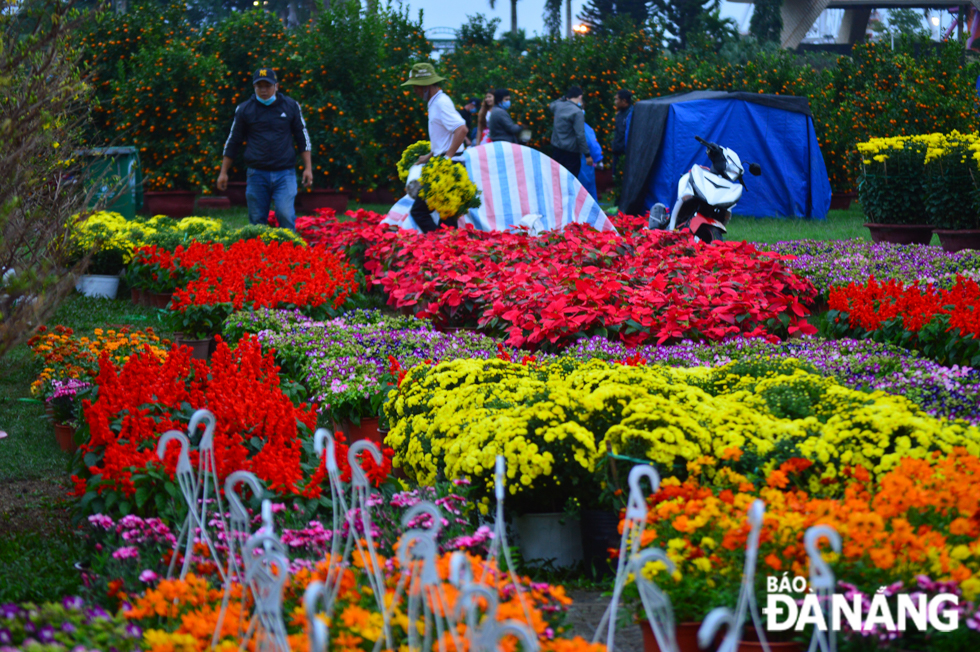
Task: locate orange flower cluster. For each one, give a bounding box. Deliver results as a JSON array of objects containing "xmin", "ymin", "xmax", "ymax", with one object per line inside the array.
[
  {"xmin": 28, "ymin": 325, "xmax": 170, "ymax": 400},
  {"xmin": 630, "ymin": 449, "xmax": 980, "ymax": 602},
  {"xmin": 124, "ymin": 551, "xmax": 605, "ymax": 652}
]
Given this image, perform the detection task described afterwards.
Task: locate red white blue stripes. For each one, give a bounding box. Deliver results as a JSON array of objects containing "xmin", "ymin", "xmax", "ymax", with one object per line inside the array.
[{"xmin": 383, "ymin": 143, "xmax": 617, "ymax": 233}]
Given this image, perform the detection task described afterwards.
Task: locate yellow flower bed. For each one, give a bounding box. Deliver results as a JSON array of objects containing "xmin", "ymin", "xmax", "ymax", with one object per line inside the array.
[
  {"xmin": 72, "ymin": 211, "xmax": 223, "ymax": 261},
  {"xmin": 383, "ymin": 359, "xmax": 980, "ymax": 510},
  {"xmin": 856, "ymin": 131, "xmax": 980, "ymax": 165}
]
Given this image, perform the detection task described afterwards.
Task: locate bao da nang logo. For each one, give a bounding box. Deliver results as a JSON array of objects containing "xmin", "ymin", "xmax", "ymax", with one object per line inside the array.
[{"xmin": 763, "ymin": 575, "xmax": 960, "ymax": 632}]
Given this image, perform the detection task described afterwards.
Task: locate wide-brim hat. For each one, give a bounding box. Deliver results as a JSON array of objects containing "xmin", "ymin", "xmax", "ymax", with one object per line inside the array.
[{"xmin": 401, "ymin": 63, "xmax": 446, "ymax": 86}]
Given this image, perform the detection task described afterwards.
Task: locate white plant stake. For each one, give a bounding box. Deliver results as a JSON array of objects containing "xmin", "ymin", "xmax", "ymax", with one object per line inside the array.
[
  {"xmin": 631, "ymin": 548, "xmax": 679, "ymax": 652},
  {"xmin": 239, "ymin": 530, "xmax": 290, "ymax": 652},
  {"xmin": 453, "ymin": 584, "xmax": 539, "ymax": 652},
  {"xmin": 699, "ymin": 499, "xmax": 769, "ymax": 652},
  {"xmin": 155, "ymin": 408, "xmax": 228, "ymax": 582},
  {"xmin": 482, "ymin": 455, "xmax": 535, "ymax": 626},
  {"xmin": 213, "ymin": 470, "xmax": 265, "ymax": 647},
  {"xmin": 805, "ymin": 525, "xmax": 841, "ymax": 652},
  {"xmin": 593, "ymin": 464, "xmax": 662, "ymax": 650}
]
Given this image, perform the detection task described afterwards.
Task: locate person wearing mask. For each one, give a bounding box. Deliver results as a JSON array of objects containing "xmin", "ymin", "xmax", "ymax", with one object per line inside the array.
[
  {"xmin": 217, "ymin": 67, "xmax": 312, "ymax": 232},
  {"xmin": 488, "ymin": 88, "xmax": 523, "ymax": 144},
  {"xmin": 476, "ymin": 92, "xmax": 494, "ymax": 145},
  {"xmin": 548, "ymin": 86, "xmax": 591, "ymax": 177},
  {"xmin": 458, "ymin": 97, "xmax": 478, "ymax": 147},
  {"xmin": 611, "ymin": 89, "xmax": 633, "ymax": 172},
  {"xmin": 400, "ymin": 63, "xmax": 468, "ymax": 233}
]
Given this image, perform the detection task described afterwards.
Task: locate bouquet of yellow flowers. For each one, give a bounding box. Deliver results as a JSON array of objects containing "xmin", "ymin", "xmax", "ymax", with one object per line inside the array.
[
  {"xmin": 419, "ymin": 156, "xmax": 481, "ymax": 220},
  {"xmin": 396, "ymin": 140, "xmax": 431, "ymax": 182}
]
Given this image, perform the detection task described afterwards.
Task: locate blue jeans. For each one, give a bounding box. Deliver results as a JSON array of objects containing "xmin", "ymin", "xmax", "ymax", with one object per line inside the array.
[{"xmin": 246, "ymin": 168, "xmax": 297, "ymax": 231}]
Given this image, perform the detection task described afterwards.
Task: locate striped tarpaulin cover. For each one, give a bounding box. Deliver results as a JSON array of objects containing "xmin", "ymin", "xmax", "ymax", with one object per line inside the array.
[{"xmin": 382, "ymin": 142, "xmax": 617, "ymax": 233}]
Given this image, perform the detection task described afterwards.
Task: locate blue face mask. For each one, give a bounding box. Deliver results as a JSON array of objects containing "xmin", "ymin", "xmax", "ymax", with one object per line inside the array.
[
  {"xmin": 500, "ymin": 100, "xmax": 511, "ymax": 110},
  {"xmin": 255, "ymin": 93, "xmax": 276, "ymax": 106}
]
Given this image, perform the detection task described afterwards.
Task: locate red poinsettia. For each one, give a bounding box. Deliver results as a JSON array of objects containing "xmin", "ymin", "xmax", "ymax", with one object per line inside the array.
[{"xmin": 299, "ymin": 210, "xmax": 819, "ymax": 349}]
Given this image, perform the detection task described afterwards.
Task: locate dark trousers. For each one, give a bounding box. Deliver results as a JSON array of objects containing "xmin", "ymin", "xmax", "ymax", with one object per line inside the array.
[
  {"xmin": 551, "ymin": 147, "xmax": 582, "ymax": 177},
  {"xmin": 411, "ymin": 197, "xmax": 458, "ymax": 233}
]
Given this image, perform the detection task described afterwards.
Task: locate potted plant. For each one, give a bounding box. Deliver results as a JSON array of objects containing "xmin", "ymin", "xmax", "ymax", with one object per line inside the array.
[
  {"xmin": 47, "ymin": 379, "xmax": 91, "ymax": 453},
  {"xmin": 925, "ymin": 135, "xmax": 980, "ymax": 252},
  {"xmin": 856, "ymin": 136, "xmax": 934, "ymax": 245},
  {"xmin": 167, "ymin": 303, "xmax": 228, "ymax": 360}
]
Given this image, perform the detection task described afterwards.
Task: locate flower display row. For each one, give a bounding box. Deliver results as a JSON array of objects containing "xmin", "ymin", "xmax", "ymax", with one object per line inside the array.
[
  {"xmin": 828, "ymin": 276, "xmax": 980, "ymax": 367},
  {"xmin": 71, "ymin": 336, "xmax": 391, "ymax": 523},
  {"xmin": 383, "ymin": 358, "xmax": 980, "ymax": 515},
  {"xmin": 556, "ymin": 336, "xmax": 980, "ymax": 424},
  {"xmin": 768, "ymin": 240, "xmax": 980, "ymax": 298},
  {"xmin": 300, "ymin": 210, "xmax": 819, "ymax": 349},
  {"xmin": 224, "ymin": 308, "xmax": 528, "ymax": 427},
  {"xmin": 121, "ymin": 554, "xmax": 604, "ymax": 652},
  {"xmin": 857, "ymin": 131, "xmax": 980, "ymax": 230},
  {"xmin": 627, "ymin": 450, "xmax": 980, "ymax": 647},
  {"xmin": 28, "ymin": 326, "xmax": 169, "ymax": 402},
  {"xmin": 131, "ymin": 239, "xmax": 358, "ymax": 338}
]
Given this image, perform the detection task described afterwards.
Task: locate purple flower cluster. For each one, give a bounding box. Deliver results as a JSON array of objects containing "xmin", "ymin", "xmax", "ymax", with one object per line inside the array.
[
  {"xmin": 767, "ymin": 240, "xmax": 980, "ymax": 295},
  {"xmin": 556, "ymin": 336, "xmax": 980, "ymax": 424}
]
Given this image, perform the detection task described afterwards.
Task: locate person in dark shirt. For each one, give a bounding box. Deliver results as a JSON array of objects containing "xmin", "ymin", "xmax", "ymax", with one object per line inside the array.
[
  {"xmin": 488, "ymin": 88, "xmax": 524, "ymax": 144},
  {"xmin": 216, "ymin": 67, "xmax": 312, "ymax": 231},
  {"xmin": 611, "ymin": 89, "xmax": 633, "ymax": 173},
  {"xmin": 458, "ymin": 98, "xmax": 478, "ymax": 146}
]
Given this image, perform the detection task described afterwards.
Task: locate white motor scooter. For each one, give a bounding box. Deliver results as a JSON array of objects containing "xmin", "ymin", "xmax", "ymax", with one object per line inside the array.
[{"xmin": 648, "ymin": 136, "xmax": 761, "ymax": 243}]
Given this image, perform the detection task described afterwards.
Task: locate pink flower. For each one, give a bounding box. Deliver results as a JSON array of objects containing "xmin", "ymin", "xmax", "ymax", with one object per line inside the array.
[
  {"xmin": 139, "ymin": 570, "xmax": 158, "ymax": 583},
  {"xmin": 111, "ymin": 546, "xmax": 139, "ymax": 560}
]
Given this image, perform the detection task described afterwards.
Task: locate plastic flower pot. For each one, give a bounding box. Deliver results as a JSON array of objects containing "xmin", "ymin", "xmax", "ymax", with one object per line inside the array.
[
  {"xmin": 580, "ymin": 509, "xmax": 621, "ymax": 580},
  {"xmin": 830, "ymin": 192, "xmax": 856, "ymax": 210},
  {"xmin": 53, "ymin": 423, "xmax": 76, "ymax": 453},
  {"xmin": 222, "ymin": 181, "xmax": 248, "ymax": 206},
  {"xmin": 935, "ymin": 229, "xmax": 980, "ymax": 253},
  {"xmin": 513, "ymin": 513, "xmax": 583, "ymax": 568},
  {"xmin": 75, "ymin": 274, "xmax": 120, "ymax": 299},
  {"xmin": 863, "ymin": 223, "xmax": 934, "ymax": 245},
  {"xmin": 640, "ymin": 621, "xmax": 712, "ymax": 652},
  {"xmin": 175, "ymin": 335, "xmax": 212, "ymax": 360},
  {"xmin": 143, "ymin": 191, "xmax": 197, "ymax": 218},
  {"xmin": 296, "ymin": 188, "xmax": 349, "ymax": 214},
  {"xmin": 146, "ymin": 291, "xmax": 173, "ymax": 309},
  {"xmin": 196, "ymin": 196, "xmax": 231, "ymax": 211}
]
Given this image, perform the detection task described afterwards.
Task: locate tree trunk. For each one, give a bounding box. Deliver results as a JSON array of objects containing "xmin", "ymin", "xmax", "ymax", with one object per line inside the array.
[
  {"xmin": 511, "ymin": 0, "xmax": 518, "ymax": 34},
  {"xmin": 366, "ymin": 0, "xmax": 378, "ymax": 14},
  {"xmin": 565, "ymin": 0, "xmax": 571, "ymax": 38}
]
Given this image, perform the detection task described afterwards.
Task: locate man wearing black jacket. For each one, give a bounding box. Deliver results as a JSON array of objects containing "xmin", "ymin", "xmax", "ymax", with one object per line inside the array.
[{"xmin": 216, "ymin": 67, "xmax": 312, "ymax": 231}]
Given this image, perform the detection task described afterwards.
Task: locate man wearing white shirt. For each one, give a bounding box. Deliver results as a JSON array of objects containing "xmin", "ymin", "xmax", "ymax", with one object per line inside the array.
[{"xmin": 401, "ymin": 63, "xmax": 468, "ymax": 233}]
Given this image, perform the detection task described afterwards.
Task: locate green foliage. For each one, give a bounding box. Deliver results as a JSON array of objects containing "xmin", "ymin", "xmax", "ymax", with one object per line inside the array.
[
  {"xmin": 922, "ymin": 142, "xmax": 980, "ymax": 230},
  {"xmin": 457, "ymin": 13, "xmax": 501, "ymax": 47},
  {"xmin": 858, "ymin": 143, "xmax": 929, "ymax": 225},
  {"xmin": 749, "ymin": 0, "xmax": 783, "ymax": 44}
]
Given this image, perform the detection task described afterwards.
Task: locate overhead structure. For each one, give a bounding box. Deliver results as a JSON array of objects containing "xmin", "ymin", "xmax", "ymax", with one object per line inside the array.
[
  {"xmin": 426, "ymin": 27, "xmax": 458, "ymax": 55},
  {"xmin": 730, "ymin": 0, "xmax": 980, "ymax": 48}
]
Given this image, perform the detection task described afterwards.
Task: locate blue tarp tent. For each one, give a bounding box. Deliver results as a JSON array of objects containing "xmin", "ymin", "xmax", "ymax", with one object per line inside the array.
[{"xmin": 618, "ymin": 91, "xmax": 832, "ymax": 219}]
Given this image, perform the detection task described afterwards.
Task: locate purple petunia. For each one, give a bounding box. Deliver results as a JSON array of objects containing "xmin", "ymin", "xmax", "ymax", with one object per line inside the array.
[{"xmin": 62, "ymin": 595, "xmax": 84, "ymax": 611}]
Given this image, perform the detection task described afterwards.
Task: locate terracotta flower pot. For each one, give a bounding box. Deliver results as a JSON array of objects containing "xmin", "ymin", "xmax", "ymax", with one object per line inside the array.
[
  {"xmin": 357, "ymin": 188, "xmax": 397, "ymax": 205},
  {"xmin": 296, "ymin": 188, "xmax": 349, "ymax": 214},
  {"xmin": 640, "ymin": 621, "xmax": 713, "ymax": 652},
  {"xmin": 175, "ymin": 335, "xmax": 212, "ymax": 361},
  {"xmin": 54, "ymin": 423, "xmax": 76, "ymax": 453},
  {"xmin": 934, "ymin": 229, "xmax": 980, "ymax": 253},
  {"xmin": 130, "ymin": 287, "xmax": 146, "ymax": 306},
  {"xmin": 738, "ymin": 626, "xmax": 803, "ymax": 652},
  {"xmin": 196, "ymin": 196, "xmax": 231, "ymax": 211},
  {"xmin": 222, "ymin": 181, "xmax": 248, "ymax": 206},
  {"xmin": 864, "ymin": 223, "xmax": 934, "ymax": 245},
  {"xmin": 143, "ymin": 191, "xmax": 197, "ymax": 218},
  {"xmin": 146, "ymin": 291, "xmax": 173, "ymax": 309}
]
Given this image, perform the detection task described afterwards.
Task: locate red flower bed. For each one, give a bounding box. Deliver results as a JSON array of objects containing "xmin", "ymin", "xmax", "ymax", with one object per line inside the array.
[
  {"xmin": 73, "ymin": 336, "xmax": 391, "ymax": 521},
  {"xmin": 827, "ymin": 275, "xmax": 980, "ymax": 366},
  {"xmin": 297, "ymin": 210, "xmax": 818, "ymax": 349}
]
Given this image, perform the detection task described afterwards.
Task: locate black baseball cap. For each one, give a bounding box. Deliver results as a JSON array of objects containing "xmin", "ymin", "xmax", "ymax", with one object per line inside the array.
[{"xmin": 253, "ymin": 67, "xmax": 277, "ymax": 84}]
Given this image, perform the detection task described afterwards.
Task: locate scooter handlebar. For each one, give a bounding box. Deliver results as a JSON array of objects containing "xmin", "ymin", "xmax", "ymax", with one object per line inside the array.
[{"xmin": 695, "ymin": 136, "xmax": 709, "ymax": 147}]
